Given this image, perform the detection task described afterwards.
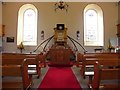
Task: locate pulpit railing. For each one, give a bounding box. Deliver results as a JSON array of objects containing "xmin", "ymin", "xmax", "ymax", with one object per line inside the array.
[
  {"xmin": 33, "ymin": 35, "xmax": 87, "ymax": 54},
  {"xmin": 33, "ymin": 35, "xmax": 54, "ymax": 53},
  {"xmin": 67, "ymin": 35, "xmax": 87, "ymax": 54}
]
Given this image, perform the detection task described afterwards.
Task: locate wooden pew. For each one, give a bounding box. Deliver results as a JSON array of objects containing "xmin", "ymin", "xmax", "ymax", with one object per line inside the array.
[
  {"xmin": 38, "ymin": 53, "xmax": 47, "ymax": 68},
  {"xmin": 2, "ymin": 59, "xmax": 32, "ymax": 90},
  {"xmin": 90, "ymin": 61, "xmax": 120, "ymax": 90},
  {"xmin": 2, "ymin": 53, "xmax": 41, "ymax": 78},
  {"xmin": 76, "ymin": 53, "xmax": 84, "ymax": 67},
  {"xmin": 84, "ymin": 52, "xmax": 119, "ymax": 59},
  {"xmin": 81, "ymin": 53, "xmax": 119, "ymax": 84}
]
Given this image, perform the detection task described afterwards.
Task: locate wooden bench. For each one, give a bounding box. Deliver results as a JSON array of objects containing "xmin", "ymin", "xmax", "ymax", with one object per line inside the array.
[
  {"xmin": 2, "ymin": 53, "xmax": 41, "ymax": 78},
  {"xmin": 76, "ymin": 53, "xmax": 84, "ymax": 67},
  {"xmin": 2, "ymin": 59, "xmax": 33, "ymax": 90},
  {"xmin": 81, "ymin": 53, "xmax": 119, "ymax": 84},
  {"xmin": 84, "ymin": 52, "xmax": 119, "ymax": 59},
  {"xmin": 38, "ymin": 53, "xmax": 47, "ymax": 67},
  {"xmin": 90, "ymin": 61, "xmax": 120, "ymax": 90}
]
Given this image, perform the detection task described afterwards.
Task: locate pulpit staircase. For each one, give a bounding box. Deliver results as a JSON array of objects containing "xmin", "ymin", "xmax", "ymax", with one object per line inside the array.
[{"xmin": 33, "ymin": 35, "xmax": 87, "ymax": 66}]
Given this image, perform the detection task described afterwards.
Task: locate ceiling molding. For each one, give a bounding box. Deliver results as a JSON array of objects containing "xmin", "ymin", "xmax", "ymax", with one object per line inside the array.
[{"xmin": 2, "ymin": 0, "xmax": 119, "ymax": 2}]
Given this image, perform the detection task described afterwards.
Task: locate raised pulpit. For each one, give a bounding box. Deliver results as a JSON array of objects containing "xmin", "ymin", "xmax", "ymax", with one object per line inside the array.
[{"xmin": 54, "ymin": 24, "xmax": 67, "ymax": 45}]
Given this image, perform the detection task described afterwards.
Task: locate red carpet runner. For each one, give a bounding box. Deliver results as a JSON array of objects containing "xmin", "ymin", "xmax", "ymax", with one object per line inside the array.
[{"xmin": 38, "ymin": 67, "xmax": 82, "ymax": 89}]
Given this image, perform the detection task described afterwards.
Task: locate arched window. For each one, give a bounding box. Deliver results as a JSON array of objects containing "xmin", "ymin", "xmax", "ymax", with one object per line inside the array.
[
  {"xmin": 84, "ymin": 4, "xmax": 104, "ymax": 46},
  {"xmin": 17, "ymin": 4, "xmax": 38, "ymax": 46}
]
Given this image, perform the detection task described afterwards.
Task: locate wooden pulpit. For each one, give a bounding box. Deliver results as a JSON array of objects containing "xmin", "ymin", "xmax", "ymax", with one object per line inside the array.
[{"xmin": 54, "ymin": 24, "xmax": 67, "ymax": 45}]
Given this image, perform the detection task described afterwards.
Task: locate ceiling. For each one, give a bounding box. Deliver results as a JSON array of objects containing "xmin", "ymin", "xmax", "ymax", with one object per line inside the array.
[{"xmin": 2, "ymin": 0, "xmax": 119, "ymax": 2}]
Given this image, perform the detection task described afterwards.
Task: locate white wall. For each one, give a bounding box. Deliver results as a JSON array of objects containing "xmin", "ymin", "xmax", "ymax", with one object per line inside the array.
[{"xmin": 2, "ymin": 2, "xmax": 118, "ymax": 53}]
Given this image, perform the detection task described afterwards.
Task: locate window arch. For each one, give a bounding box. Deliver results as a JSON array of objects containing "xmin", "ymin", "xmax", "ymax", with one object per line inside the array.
[
  {"xmin": 17, "ymin": 4, "xmax": 38, "ymax": 46},
  {"xmin": 84, "ymin": 4, "xmax": 104, "ymax": 46}
]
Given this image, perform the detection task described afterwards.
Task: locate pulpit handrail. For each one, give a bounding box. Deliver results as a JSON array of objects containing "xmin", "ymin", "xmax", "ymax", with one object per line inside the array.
[
  {"xmin": 33, "ymin": 35, "xmax": 54, "ymax": 52},
  {"xmin": 67, "ymin": 35, "xmax": 87, "ymax": 53}
]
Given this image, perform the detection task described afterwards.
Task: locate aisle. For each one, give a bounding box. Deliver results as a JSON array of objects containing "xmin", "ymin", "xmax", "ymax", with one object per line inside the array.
[{"xmin": 38, "ymin": 67, "xmax": 82, "ymax": 89}]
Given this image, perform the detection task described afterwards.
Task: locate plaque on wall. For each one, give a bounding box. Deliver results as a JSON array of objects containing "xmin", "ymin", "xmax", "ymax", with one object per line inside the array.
[{"xmin": 6, "ymin": 37, "xmax": 14, "ymax": 43}]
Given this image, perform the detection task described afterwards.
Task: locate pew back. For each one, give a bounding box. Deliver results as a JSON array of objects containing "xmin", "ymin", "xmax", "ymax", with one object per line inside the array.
[
  {"xmin": 2, "ymin": 53, "xmax": 41, "ymax": 78},
  {"xmin": 91, "ymin": 61, "xmax": 120, "ymax": 90},
  {"xmin": 81, "ymin": 53, "xmax": 119, "ymax": 84},
  {"xmin": 2, "ymin": 59, "xmax": 32, "ymax": 90},
  {"xmin": 2, "ymin": 65, "xmax": 22, "ymax": 76}
]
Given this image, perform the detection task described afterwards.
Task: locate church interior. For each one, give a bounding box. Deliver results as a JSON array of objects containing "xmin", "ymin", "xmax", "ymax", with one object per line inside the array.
[{"xmin": 0, "ymin": 0, "xmax": 120, "ymax": 90}]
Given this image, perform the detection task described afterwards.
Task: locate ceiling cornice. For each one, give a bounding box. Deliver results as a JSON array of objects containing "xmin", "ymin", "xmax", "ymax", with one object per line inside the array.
[{"xmin": 2, "ymin": 0, "xmax": 119, "ymax": 2}]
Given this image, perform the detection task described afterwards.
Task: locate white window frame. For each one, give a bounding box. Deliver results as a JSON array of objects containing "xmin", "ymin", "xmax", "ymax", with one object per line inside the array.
[
  {"xmin": 17, "ymin": 4, "xmax": 38, "ymax": 46},
  {"xmin": 84, "ymin": 4, "xmax": 104, "ymax": 46}
]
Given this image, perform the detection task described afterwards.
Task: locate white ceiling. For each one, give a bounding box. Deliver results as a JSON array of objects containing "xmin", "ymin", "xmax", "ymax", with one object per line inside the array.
[{"xmin": 2, "ymin": 0, "xmax": 119, "ymax": 2}]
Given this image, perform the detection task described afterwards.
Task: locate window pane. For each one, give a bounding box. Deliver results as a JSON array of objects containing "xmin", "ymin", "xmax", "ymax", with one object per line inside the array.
[
  {"xmin": 23, "ymin": 9, "xmax": 36, "ymax": 42},
  {"xmin": 17, "ymin": 4, "xmax": 38, "ymax": 46},
  {"xmin": 84, "ymin": 4, "xmax": 104, "ymax": 46},
  {"xmin": 85, "ymin": 10, "xmax": 98, "ymax": 42}
]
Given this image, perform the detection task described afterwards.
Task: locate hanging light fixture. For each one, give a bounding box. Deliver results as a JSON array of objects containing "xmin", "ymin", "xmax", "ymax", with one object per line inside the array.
[{"xmin": 54, "ymin": 0, "xmax": 69, "ymax": 12}]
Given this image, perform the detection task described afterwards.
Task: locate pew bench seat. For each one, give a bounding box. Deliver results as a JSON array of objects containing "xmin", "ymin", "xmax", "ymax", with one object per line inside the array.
[
  {"xmin": 28, "ymin": 69, "xmax": 37, "ymax": 75},
  {"xmin": 84, "ymin": 71, "xmax": 94, "ymax": 84},
  {"xmin": 85, "ymin": 71, "xmax": 94, "ymax": 76},
  {"xmin": 28, "ymin": 65, "xmax": 38, "ymax": 75}
]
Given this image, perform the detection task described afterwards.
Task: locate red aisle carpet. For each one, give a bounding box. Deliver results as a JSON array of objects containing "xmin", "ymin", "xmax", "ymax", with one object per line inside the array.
[{"xmin": 38, "ymin": 67, "xmax": 82, "ymax": 89}]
